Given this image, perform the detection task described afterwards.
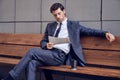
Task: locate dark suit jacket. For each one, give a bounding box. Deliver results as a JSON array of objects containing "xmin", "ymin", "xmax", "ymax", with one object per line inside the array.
[{"xmin": 40, "ymin": 20, "xmax": 107, "ymax": 66}]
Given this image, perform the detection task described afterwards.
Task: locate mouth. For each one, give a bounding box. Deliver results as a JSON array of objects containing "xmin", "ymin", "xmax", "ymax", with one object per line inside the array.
[{"xmin": 57, "ymin": 18, "xmax": 62, "ymax": 22}]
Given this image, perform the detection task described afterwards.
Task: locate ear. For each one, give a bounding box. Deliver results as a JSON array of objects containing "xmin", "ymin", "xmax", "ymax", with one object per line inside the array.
[{"xmin": 63, "ymin": 9, "xmax": 66, "ymax": 14}]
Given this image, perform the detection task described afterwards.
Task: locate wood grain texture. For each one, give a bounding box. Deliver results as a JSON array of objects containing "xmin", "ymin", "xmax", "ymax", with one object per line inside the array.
[
  {"xmin": 40, "ymin": 65, "xmax": 120, "ymax": 78},
  {"xmin": 0, "ymin": 33, "xmax": 120, "ymax": 79}
]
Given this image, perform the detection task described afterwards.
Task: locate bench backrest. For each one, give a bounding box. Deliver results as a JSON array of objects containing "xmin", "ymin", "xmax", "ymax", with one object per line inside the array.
[
  {"xmin": 0, "ymin": 33, "xmax": 120, "ymax": 68},
  {"xmin": 0, "ymin": 33, "xmax": 42, "ymax": 58},
  {"xmin": 81, "ymin": 36, "xmax": 120, "ymax": 68}
]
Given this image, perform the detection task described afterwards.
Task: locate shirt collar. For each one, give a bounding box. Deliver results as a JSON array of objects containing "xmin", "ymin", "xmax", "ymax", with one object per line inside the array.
[{"xmin": 57, "ymin": 18, "xmax": 67, "ymax": 25}]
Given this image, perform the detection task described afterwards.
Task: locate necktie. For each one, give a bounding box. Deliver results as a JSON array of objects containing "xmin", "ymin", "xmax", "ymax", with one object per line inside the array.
[{"xmin": 54, "ymin": 23, "xmax": 62, "ymax": 37}]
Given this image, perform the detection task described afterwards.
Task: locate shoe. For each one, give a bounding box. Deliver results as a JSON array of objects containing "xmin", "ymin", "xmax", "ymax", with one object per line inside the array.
[
  {"xmin": 0, "ymin": 75, "xmax": 3, "ymax": 80},
  {"xmin": 3, "ymin": 74, "xmax": 14, "ymax": 80}
]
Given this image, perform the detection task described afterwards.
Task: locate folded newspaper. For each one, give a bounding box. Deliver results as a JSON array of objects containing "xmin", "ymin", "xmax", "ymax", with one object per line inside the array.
[{"xmin": 49, "ymin": 36, "xmax": 70, "ymax": 44}]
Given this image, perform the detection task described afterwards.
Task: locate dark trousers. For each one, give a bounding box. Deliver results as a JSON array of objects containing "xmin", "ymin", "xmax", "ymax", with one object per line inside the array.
[{"xmin": 9, "ymin": 48, "xmax": 65, "ymax": 80}]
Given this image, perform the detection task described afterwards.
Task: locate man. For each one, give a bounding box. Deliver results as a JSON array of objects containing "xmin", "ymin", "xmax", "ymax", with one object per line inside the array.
[{"xmin": 2, "ymin": 3, "xmax": 115, "ymax": 80}]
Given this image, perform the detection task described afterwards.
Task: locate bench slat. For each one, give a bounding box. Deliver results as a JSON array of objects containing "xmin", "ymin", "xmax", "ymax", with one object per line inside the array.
[
  {"xmin": 84, "ymin": 50, "xmax": 120, "ymax": 67},
  {"xmin": 0, "ymin": 45, "xmax": 119, "ymax": 67},
  {"xmin": 40, "ymin": 65, "xmax": 120, "ymax": 78},
  {"xmin": 0, "ymin": 33, "xmax": 120, "ymax": 51},
  {"xmin": 0, "ymin": 56, "xmax": 119, "ymax": 79},
  {"xmin": 0, "ymin": 57, "xmax": 19, "ymax": 65},
  {"xmin": 81, "ymin": 36, "xmax": 120, "ymax": 51},
  {"xmin": 0, "ymin": 33, "xmax": 42, "ymax": 46},
  {"xmin": 0, "ymin": 45, "xmax": 40, "ymax": 57}
]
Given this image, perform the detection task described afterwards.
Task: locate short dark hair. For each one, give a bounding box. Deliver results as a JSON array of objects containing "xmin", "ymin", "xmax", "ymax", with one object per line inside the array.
[{"xmin": 50, "ymin": 3, "xmax": 65, "ymax": 13}]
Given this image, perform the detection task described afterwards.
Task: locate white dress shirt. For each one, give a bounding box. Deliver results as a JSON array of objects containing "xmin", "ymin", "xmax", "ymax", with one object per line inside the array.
[{"xmin": 53, "ymin": 18, "xmax": 70, "ymax": 54}]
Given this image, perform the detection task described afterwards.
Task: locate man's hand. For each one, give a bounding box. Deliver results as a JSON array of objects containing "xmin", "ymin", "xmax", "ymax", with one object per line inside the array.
[
  {"xmin": 47, "ymin": 42, "xmax": 54, "ymax": 49},
  {"xmin": 105, "ymin": 32, "xmax": 115, "ymax": 43}
]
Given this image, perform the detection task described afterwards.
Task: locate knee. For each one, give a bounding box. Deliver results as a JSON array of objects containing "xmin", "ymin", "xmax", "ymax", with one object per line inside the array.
[
  {"xmin": 28, "ymin": 60, "xmax": 38, "ymax": 68},
  {"xmin": 25, "ymin": 60, "xmax": 38, "ymax": 72},
  {"xmin": 26, "ymin": 48, "xmax": 37, "ymax": 57}
]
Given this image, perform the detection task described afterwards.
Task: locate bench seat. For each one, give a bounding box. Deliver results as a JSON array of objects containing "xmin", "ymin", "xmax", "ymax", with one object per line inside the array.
[
  {"xmin": 40, "ymin": 65, "xmax": 120, "ymax": 79},
  {"xmin": 0, "ymin": 33, "xmax": 120, "ymax": 80}
]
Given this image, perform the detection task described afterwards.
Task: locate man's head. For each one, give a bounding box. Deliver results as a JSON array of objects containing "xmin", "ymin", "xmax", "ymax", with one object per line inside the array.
[{"xmin": 50, "ymin": 3, "xmax": 66, "ymax": 22}]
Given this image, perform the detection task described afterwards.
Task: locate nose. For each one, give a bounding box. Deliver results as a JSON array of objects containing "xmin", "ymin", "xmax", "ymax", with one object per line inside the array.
[{"xmin": 56, "ymin": 14, "xmax": 60, "ymax": 18}]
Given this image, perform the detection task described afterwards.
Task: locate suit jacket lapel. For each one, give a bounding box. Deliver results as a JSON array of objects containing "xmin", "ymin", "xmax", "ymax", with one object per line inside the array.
[
  {"xmin": 67, "ymin": 20, "xmax": 72, "ymax": 37},
  {"xmin": 67, "ymin": 20, "xmax": 74, "ymax": 42},
  {"xmin": 51, "ymin": 22, "xmax": 58, "ymax": 36}
]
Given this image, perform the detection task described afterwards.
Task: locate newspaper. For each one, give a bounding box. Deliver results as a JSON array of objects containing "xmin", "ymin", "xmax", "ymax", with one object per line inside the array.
[{"xmin": 49, "ymin": 36, "xmax": 70, "ymax": 44}]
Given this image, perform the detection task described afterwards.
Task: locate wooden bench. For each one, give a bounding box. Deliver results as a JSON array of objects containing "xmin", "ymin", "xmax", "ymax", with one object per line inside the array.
[{"xmin": 0, "ymin": 33, "xmax": 120, "ymax": 80}]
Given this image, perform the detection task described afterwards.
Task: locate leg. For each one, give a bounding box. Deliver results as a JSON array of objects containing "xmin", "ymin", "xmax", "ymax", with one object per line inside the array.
[
  {"xmin": 4, "ymin": 48, "xmax": 65, "ymax": 80},
  {"xmin": 24, "ymin": 48, "xmax": 65, "ymax": 80},
  {"xmin": 25, "ymin": 60, "xmax": 54, "ymax": 80},
  {"xmin": 4, "ymin": 48, "xmax": 43, "ymax": 80},
  {"xmin": 25, "ymin": 60, "xmax": 42, "ymax": 80},
  {"xmin": 44, "ymin": 70, "xmax": 53, "ymax": 80},
  {"xmin": 8, "ymin": 48, "xmax": 39, "ymax": 80}
]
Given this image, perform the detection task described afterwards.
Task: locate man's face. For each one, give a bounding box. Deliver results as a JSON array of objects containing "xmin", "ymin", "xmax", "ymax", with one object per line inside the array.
[{"xmin": 51, "ymin": 8, "xmax": 66, "ymax": 22}]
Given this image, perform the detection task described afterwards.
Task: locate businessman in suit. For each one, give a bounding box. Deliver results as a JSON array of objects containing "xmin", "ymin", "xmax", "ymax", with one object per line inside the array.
[{"xmin": 2, "ymin": 3, "xmax": 115, "ymax": 80}]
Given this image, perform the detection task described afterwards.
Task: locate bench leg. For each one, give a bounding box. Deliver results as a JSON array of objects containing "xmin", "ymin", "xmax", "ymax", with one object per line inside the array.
[{"xmin": 44, "ymin": 70, "xmax": 53, "ymax": 80}]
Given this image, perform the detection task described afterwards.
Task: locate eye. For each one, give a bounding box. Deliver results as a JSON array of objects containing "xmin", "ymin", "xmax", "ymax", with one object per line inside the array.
[
  {"xmin": 53, "ymin": 14, "xmax": 57, "ymax": 17},
  {"xmin": 58, "ymin": 12, "xmax": 61, "ymax": 15},
  {"xmin": 54, "ymin": 15, "xmax": 57, "ymax": 17}
]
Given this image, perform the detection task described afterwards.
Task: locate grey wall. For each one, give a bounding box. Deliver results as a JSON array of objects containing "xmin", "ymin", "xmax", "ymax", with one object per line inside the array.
[
  {"xmin": 0, "ymin": 0, "xmax": 120, "ymax": 35},
  {"xmin": 0, "ymin": 0, "xmax": 120, "ymax": 80}
]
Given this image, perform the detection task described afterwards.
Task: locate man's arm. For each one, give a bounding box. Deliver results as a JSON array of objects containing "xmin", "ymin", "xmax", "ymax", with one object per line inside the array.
[
  {"xmin": 40, "ymin": 24, "xmax": 49, "ymax": 49},
  {"xmin": 40, "ymin": 23, "xmax": 54, "ymax": 49},
  {"xmin": 78, "ymin": 23, "xmax": 115, "ymax": 43}
]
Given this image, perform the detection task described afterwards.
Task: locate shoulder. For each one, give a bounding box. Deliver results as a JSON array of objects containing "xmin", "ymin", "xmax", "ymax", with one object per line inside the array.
[
  {"xmin": 67, "ymin": 20, "xmax": 80, "ymax": 25},
  {"xmin": 47, "ymin": 21, "xmax": 57, "ymax": 26},
  {"xmin": 46, "ymin": 21, "xmax": 57, "ymax": 30}
]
